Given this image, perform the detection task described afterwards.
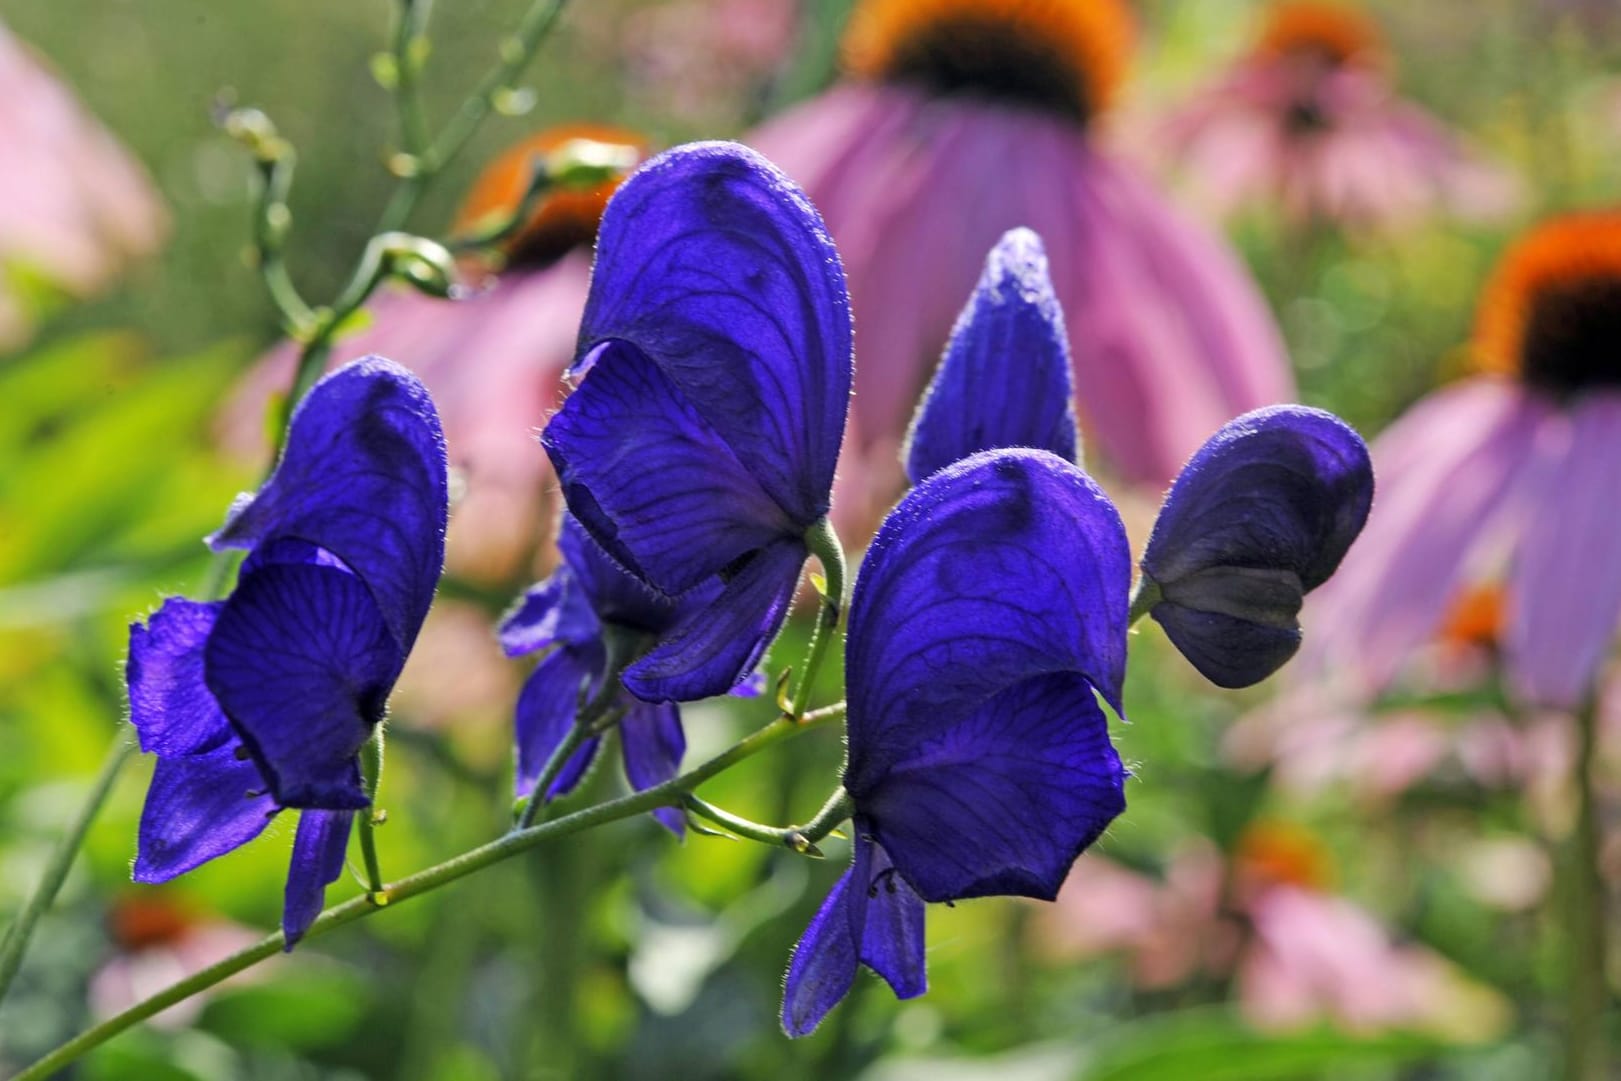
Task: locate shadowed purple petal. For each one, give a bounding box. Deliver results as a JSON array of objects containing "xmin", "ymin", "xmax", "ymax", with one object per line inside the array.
[
  {"xmin": 620, "ymin": 700, "xmax": 687, "ymax": 836},
  {"xmin": 576, "ymin": 142, "xmax": 852, "ymax": 525},
  {"xmin": 621, "ymin": 539, "xmax": 804, "ymax": 703},
  {"xmin": 861, "ymin": 673, "xmax": 1124, "ymax": 902},
  {"xmin": 781, "ymin": 834, "xmax": 925, "ymax": 1037},
  {"xmin": 846, "ymin": 449, "xmax": 1130, "ymax": 797},
  {"xmin": 858, "ymin": 837, "xmax": 927, "ymax": 999},
  {"xmin": 514, "ymin": 646, "xmax": 606, "ymax": 799},
  {"xmin": 127, "ymin": 598, "xmax": 229, "ymax": 757},
  {"xmin": 556, "ymin": 514, "xmax": 718, "ymax": 634},
  {"xmin": 905, "ymin": 228, "xmax": 1079, "ymax": 484},
  {"xmin": 498, "ymin": 566, "xmax": 600, "ymax": 659},
  {"xmin": 134, "ymin": 746, "xmax": 277, "ymax": 883},
  {"xmin": 209, "ymin": 358, "xmax": 448, "ymax": 654},
  {"xmin": 1142, "ymin": 406, "xmax": 1373, "ymax": 687},
  {"xmin": 205, "ymin": 562, "xmax": 400, "ymax": 810},
  {"xmin": 283, "ymin": 810, "xmax": 354, "ymax": 948},
  {"xmin": 544, "ymin": 340, "xmax": 792, "ymax": 595}
]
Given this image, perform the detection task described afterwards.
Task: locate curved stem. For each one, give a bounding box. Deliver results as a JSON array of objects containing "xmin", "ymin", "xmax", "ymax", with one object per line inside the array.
[
  {"xmin": 1127, "ymin": 576, "xmax": 1161, "ymax": 628},
  {"xmin": 0, "ymin": 728, "xmax": 136, "ymax": 1006},
  {"xmin": 13, "ymin": 707, "xmax": 840, "ymax": 1080},
  {"xmin": 685, "ymin": 783, "xmax": 853, "ymax": 856},
  {"xmin": 1564, "ymin": 696, "xmax": 1609, "ymax": 1081},
  {"xmin": 357, "ymin": 732, "xmax": 387, "ymax": 896},
  {"xmin": 792, "ymin": 518, "xmax": 846, "ymax": 723}
]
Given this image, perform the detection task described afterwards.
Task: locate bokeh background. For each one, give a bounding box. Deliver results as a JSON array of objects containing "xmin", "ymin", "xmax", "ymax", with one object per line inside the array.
[{"xmin": 1, "ymin": 1, "xmax": 1618, "ymax": 1077}]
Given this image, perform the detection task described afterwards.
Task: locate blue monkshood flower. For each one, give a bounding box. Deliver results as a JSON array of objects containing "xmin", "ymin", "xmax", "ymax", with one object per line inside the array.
[
  {"xmin": 904, "ymin": 228, "xmax": 1079, "ymax": 485},
  {"xmin": 781, "ymin": 449, "xmax": 1131, "ymax": 1036},
  {"xmin": 126, "ymin": 358, "xmax": 448, "ymax": 945},
  {"xmin": 499, "ymin": 515, "xmax": 761, "ymax": 835},
  {"xmin": 541, "ymin": 140, "xmax": 853, "ymax": 704},
  {"xmin": 1138, "ymin": 405, "xmax": 1374, "ymax": 689}
]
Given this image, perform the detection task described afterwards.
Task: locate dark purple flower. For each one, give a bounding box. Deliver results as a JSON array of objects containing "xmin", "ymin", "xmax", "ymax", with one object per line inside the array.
[
  {"xmin": 1139, "ymin": 405, "xmax": 1373, "ymax": 689},
  {"xmin": 499, "ymin": 516, "xmax": 735, "ymax": 836},
  {"xmin": 541, "ymin": 141, "xmax": 853, "ymax": 704},
  {"xmin": 904, "ymin": 228, "xmax": 1080, "ymax": 485},
  {"xmin": 782, "ymin": 449, "xmax": 1130, "ymax": 1036},
  {"xmin": 127, "ymin": 358, "xmax": 448, "ymax": 945}
]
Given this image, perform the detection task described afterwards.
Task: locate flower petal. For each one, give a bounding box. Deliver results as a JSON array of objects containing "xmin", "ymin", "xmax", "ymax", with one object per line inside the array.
[
  {"xmin": 543, "ymin": 340, "xmax": 791, "ymax": 595},
  {"xmin": 1507, "ymin": 394, "xmax": 1621, "ymax": 708},
  {"xmin": 282, "ymin": 810, "xmax": 354, "ymax": 948},
  {"xmin": 621, "ymin": 538, "xmax": 804, "ymax": 703},
  {"xmin": 619, "ymin": 700, "xmax": 687, "ymax": 836},
  {"xmin": 205, "ymin": 562, "xmax": 401, "ymax": 810},
  {"xmin": 1143, "ymin": 406, "xmax": 1373, "ymax": 591},
  {"xmin": 127, "ymin": 598, "xmax": 229, "ymax": 757},
  {"xmin": 556, "ymin": 513, "xmax": 716, "ymax": 636},
  {"xmin": 845, "ymin": 448, "xmax": 1130, "ymax": 790},
  {"xmin": 209, "ymin": 358, "xmax": 448, "ymax": 653},
  {"xmin": 861, "ymin": 672, "xmax": 1125, "ymax": 903},
  {"xmin": 498, "ymin": 565, "xmax": 600, "ymax": 659},
  {"xmin": 904, "ymin": 228, "xmax": 1079, "ymax": 484},
  {"xmin": 514, "ymin": 646, "xmax": 606, "ymax": 800},
  {"xmin": 858, "ymin": 836, "xmax": 927, "ymax": 999},
  {"xmin": 133, "ymin": 746, "xmax": 277, "ymax": 883},
  {"xmin": 576, "ymin": 141, "xmax": 852, "ymax": 526}
]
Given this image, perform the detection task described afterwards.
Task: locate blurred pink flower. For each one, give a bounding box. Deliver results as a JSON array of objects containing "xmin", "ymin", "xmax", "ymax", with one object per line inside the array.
[
  {"xmin": 90, "ymin": 895, "xmax": 265, "ymax": 1028},
  {"xmin": 746, "ymin": 0, "xmax": 1293, "ymax": 528},
  {"xmin": 1305, "ymin": 212, "xmax": 1621, "ymax": 709},
  {"xmin": 0, "ymin": 20, "xmax": 167, "ymax": 348},
  {"xmin": 1155, "ymin": 3, "xmax": 1517, "ymax": 230},
  {"xmin": 225, "ymin": 126, "xmax": 646, "ymax": 583},
  {"xmin": 1040, "ymin": 826, "xmax": 1498, "ymax": 1036},
  {"xmin": 619, "ymin": 0, "xmax": 800, "ymax": 127}
]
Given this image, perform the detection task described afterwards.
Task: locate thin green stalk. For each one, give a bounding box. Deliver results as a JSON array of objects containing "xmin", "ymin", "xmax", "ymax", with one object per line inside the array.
[
  {"xmin": 685, "ymin": 782, "xmax": 853, "ymax": 856},
  {"xmin": 357, "ymin": 732, "xmax": 387, "ymax": 896},
  {"xmin": 515, "ymin": 721, "xmax": 595, "ymax": 830},
  {"xmin": 14, "ymin": 707, "xmax": 840, "ymax": 1080},
  {"xmin": 792, "ymin": 518, "xmax": 846, "ymax": 723},
  {"xmin": 1564, "ymin": 696, "xmax": 1609, "ymax": 1081},
  {"xmin": 390, "ymin": 0, "xmax": 434, "ymax": 160},
  {"xmin": 0, "ymin": 729, "xmax": 136, "ymax": 1005}
]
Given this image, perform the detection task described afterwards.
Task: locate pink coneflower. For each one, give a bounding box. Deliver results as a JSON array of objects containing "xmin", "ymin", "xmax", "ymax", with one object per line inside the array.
[
  {"xmin": 746, "ymin": 0, "xmax": 1293, "ymax": 520},
  {"xmin": 1040, "ymin": 824, "xmax": 1500, "ymax": 1036},
  {"xmin": 0, "ymin": 20, "xmax": 167, "ymax": 349},
  {"xmin": 227, "ymin": 125, "xmax": 646, "ymax": 582},
  {"xmin": 1157, "ymin": 2, "xmax": 1516, "ymax": 230},
  {"xmin": 1306, "ymin": 212, "xmax": 1621, "ymax": 710}
]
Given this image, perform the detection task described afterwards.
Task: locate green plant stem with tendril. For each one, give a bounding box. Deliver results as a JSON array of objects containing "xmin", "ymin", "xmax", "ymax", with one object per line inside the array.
[
  {"xmin": 12, "ymin": 702, "xmax": 847, "ymax": 1081},
  {"xmin": 0, "ymin": 0, "xmax": 572, "ymax": 1016}
]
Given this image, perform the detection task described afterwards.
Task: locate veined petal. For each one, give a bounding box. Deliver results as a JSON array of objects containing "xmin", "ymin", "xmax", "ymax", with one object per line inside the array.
[
  {"xmin": 205, "ymin": 562, "xmax": 400, "ymax": 810},
  {"xmin": 209, "ymin": 358, "xmax": 448, "ymax": 653},
  {"xmin": 282, "ymin": 810, "xmax": 354, "ymax": 948},
  {"xmin": 556, "ymin": 514, "xmax": 716, "ymax": 635},
  {"xmin": 619, "ymin": 700, "xmax": 686, "ymax": 836},
  {"xmin": 543, "ymin": 339, "xmax": 791, "ymax": 596},
  {"xmin": 514, "ymin": 645, "xmax": 606, "ymax": 800},
  {"xmin": 621, "ymin": 539, "xmax": 804, "ymax": 703},
  {"xmin": 861, "ymin": 672, "xmax": 1125, "ymax": 902},
  {"xmin": 133, "ymin": 746, "xmax": 277, "ymax": 883},
  {"xmin": 127, "ymin": 598, "xmax": 229, "ymax": 757},
  {"xmin": 845, "ymin": 449, "xmax": 1130, "ymax": 796},
  {"xmin": 1143, "ymin": 406, "xmax": 1373, "ymax": 592},
  {"xmin": 780, "ymin": 834, "xmax": 926, "ymax": 1038},
  {"xmin": 578, "ymin": 142, "xmax": 852, "ymax": 526},
  {"xmin": 905, "ymin": 228, "xmax": 1079, "ymax": 484},
  {"xmin": 1141, "ymin": 406, "xmax": 1373, "ymax": 687},
  {"xmin": 498, "ymin": 564, "xmax": 600, "ymax": 659}
]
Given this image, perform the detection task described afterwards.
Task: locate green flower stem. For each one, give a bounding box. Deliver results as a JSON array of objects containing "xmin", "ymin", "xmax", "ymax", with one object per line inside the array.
[
  {"xmin": 1126, "ymin": 575, "xmax": 1161, "ymax": 628},
  {"xmin": 1564, "ymin": 695, "xmax": 1610, "ymax": 1081},
  {"xmin": 684, "ymin": 782, "xmax": 853, "ymax": 856},
  {"xmin": 514, "ymin": 721, "xmax": 595, "ymax": 831},
  {"xmin": 13, "ymin": 706, "xmax": 841, "ymax": 1081},
  {"xmin": 792, "ymin": 518, "xmax": 847, "ymax": 723},
  {"xmin": 357, "ymin": 731, "xmax": 388, "ymax": 896},
  {"xmin": 389, "ymin": 0, "xmax": 434, "ymax": 160},
  {"xmin": 0, "ymin": 728, "xmax": 136, "ymax": 1006}
]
